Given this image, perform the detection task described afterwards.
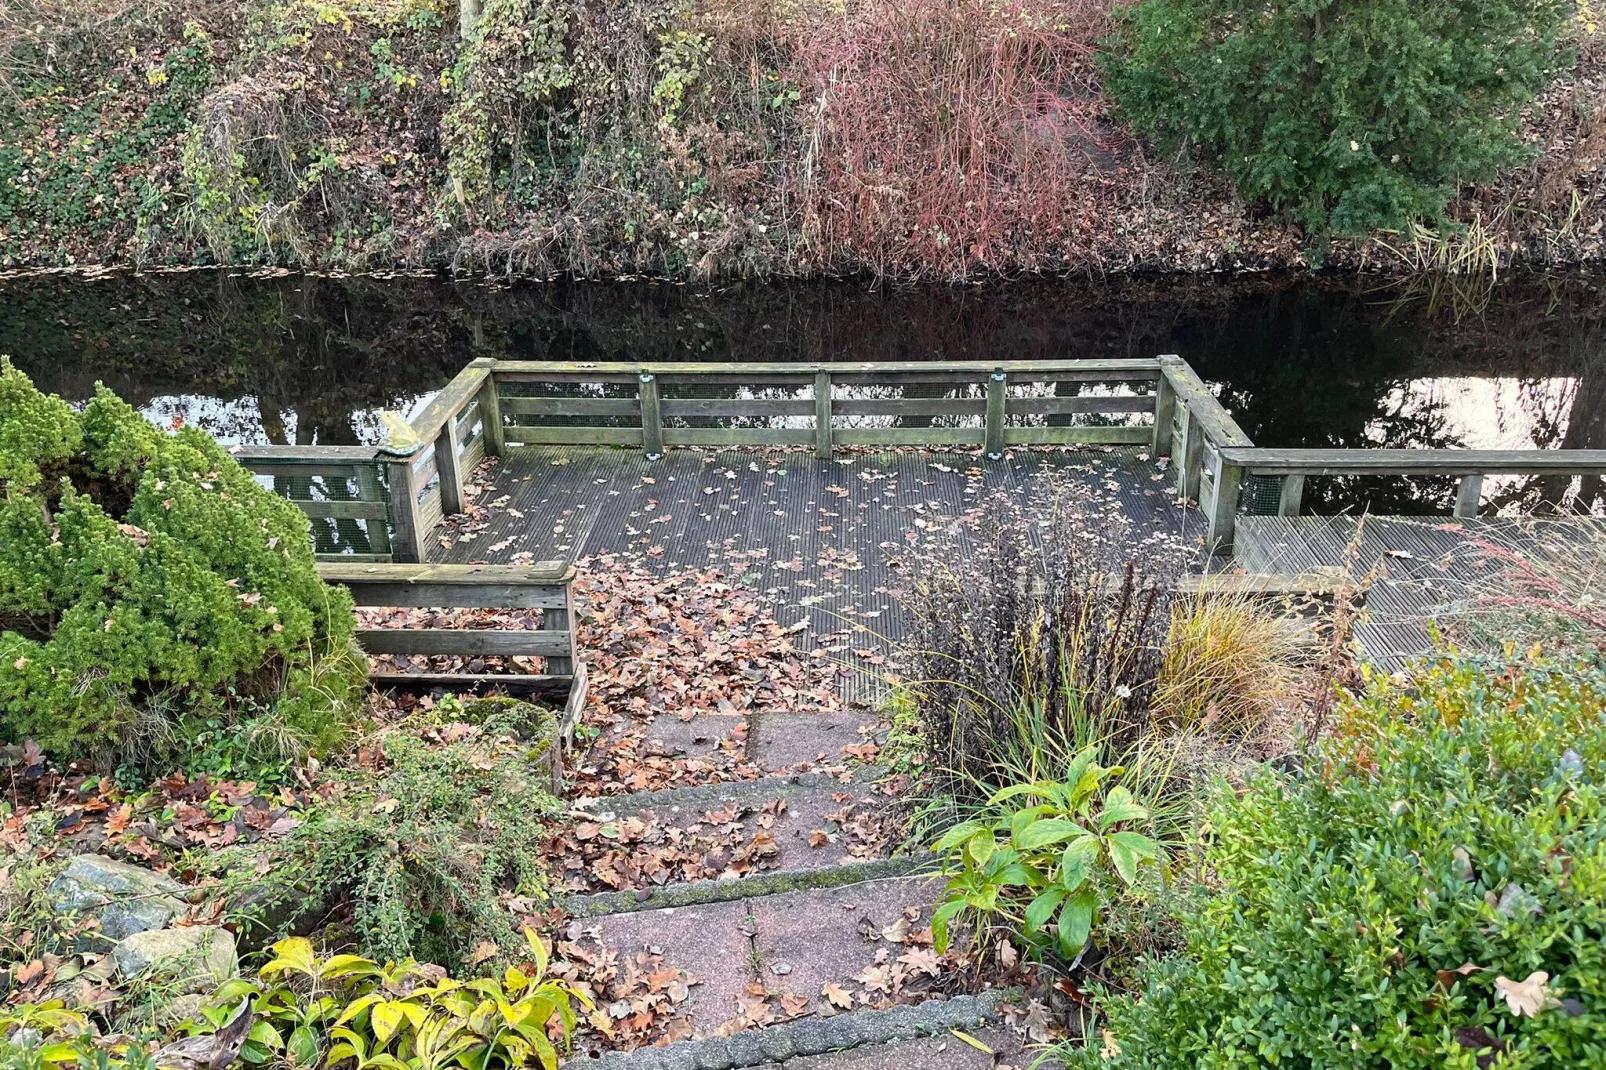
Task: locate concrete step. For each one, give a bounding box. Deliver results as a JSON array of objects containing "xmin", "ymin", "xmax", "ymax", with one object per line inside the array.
[
  {"xmin": 558, "ymin": 869, "xmax": 987, "ymax": 1057},
  {"xmin": 556, "ymin": 779, "xmax": 896, "ymax": 896},
  {"xmin": 579, "ymin": 708, "xmax": 885, "ymax": 794}
]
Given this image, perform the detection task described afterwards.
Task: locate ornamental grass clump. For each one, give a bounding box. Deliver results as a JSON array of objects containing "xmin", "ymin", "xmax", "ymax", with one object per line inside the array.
[
  {"xmin": 0, "ymin": 357, "xmax": 364, "ymax": 767},
  {"xmin": 1086, "ymin": 654, "xmax": 1606, "ymax": 1068},
  {"xmin": 900, "ymin": 470, "xmax": 1193, "ymax": 797}
]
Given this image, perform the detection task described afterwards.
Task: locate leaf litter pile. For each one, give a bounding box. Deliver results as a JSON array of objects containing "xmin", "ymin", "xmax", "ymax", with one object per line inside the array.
[{"xmin": 570, "ymin": 551, "xmax": 842, "ymax": 795}]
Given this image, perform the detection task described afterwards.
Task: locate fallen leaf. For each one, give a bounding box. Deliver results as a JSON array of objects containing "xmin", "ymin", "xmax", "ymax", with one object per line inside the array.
[{"xmin": 1496, "ymin": 972, "xmax": 1558, "ymax": 1017}]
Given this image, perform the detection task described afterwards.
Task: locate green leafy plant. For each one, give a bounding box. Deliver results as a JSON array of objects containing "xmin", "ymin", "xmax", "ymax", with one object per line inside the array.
[
  {"xmin": 932, "ymin": 749, "xmax": 1163, "ymax": 965},
  {"xmin": 0, "ymin": 358, "xmax": 365, "ymax": 768},
  {"xmin": 1085, "ymin": 654, "xmax": 1606, "ymax": 1068},
  {"xmin": 198, "ymin": 934, "xmax": 588, "ymax": 1070},
  {"xmin": 216, "ymin": 701, "xmax": 561, "ymax": 971},
  {"xmin": 4, "ymin": 933, "xmax": 590, "ymax": 1070},
  {"xmin": 1104, "ymin": 0, "xmax": 1576, "ymax": 235}
]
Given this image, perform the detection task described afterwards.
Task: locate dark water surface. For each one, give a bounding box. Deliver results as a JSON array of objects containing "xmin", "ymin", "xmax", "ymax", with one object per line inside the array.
[{"xmin": 3, "ymin": 269, "xmax": 1602, "ymax": 515}]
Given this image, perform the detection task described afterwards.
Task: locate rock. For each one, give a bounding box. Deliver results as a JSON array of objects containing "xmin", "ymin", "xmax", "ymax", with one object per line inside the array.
[
  {"xmin": 113, "ymin": 926, "xmax": 238, "ymax": 990},
  {"xmin": 49, "ymin": 855, "xmax": 188, "ymax": 944}
]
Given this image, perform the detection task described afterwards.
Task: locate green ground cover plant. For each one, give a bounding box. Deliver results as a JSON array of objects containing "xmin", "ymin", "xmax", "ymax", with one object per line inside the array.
[
  {"xmin": 0, "ymin": 357, "xmax": 364, "ymax": 770},
  {"xmin": 1, "ymin": 932, "xmax": 588, "ymax": 1070},
  {"xmin": 213, "ymin": 697, "xmax": 562, "ymax": 972},
  {"xmin": 1105, "ymin": 0, "xmax": 1577, "ymax": 236},
  {"xmin": 931, "ymin": 749, "xmax": 1163, "ymax": 966},
  {"xmin": 1084, "ymin": 653, "xmax": 1606, "ymax": 1068}
]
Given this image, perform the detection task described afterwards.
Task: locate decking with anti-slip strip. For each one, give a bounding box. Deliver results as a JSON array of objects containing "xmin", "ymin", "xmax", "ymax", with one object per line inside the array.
[{"xmin": 1234, "ymin": 515, "xmax": 1606, "ymax": 671}]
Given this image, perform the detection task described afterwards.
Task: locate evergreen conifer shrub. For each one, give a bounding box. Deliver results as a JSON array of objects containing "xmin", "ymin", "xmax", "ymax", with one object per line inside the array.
[
  {"xmin": 0, "ymin": 358, "xmax": 364, "ymax": 764},
  {"xmin": 1104, "ymin": 0, "xmax": 1576, "ymax": 235}
]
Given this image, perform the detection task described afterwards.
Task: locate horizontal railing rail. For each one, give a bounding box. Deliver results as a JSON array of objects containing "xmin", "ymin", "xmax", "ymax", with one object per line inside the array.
[{"xmin": 1208, "ymin": 446, "xmax": 1606, "ymax": 550}]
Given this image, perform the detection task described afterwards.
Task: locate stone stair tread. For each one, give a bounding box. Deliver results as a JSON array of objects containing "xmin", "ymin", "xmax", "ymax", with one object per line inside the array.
[
  {"xmin": 754, "ymin": 1025, "xmax": 1031, "ymax": 1069},
  {"xmin": 567, "ymin": 780, "xmax": 888, "ymax": 886},
  {"xmin": 749, "ymin": 878, "xmax": 946, "ymax": 1017},
  {"xmin": 751, "ymin": 710, "xmax": 883, "ymax": 775},
  {"xmin": 566, "ymin": 990, "xmax": 1025, "ymax": 1070}
]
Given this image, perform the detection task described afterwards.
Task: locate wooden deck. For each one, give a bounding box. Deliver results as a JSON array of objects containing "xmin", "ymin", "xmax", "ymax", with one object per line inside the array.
[
  {"xmin": 237, "ymin": 355, "xmax": 1606, "ymax": 680},
  {"xmin": 428, "ymin": 445, "xmax": 1193, "ymax": 701},
  {"xmin": 1235, "ymin": 515, "xmax": 1606, "ymax": 671}
]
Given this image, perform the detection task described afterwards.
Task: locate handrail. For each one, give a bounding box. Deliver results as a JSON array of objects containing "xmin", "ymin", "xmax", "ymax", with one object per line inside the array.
[
  {"xmin": 1156, "ymin": 355, "xmax": 1256, "ymax": 549},
  {"xmin": 1208, "ymin": 445, "xmax": 1606, "ymax": 546},
  {"xmin": 1219, "ymin": 447, "xmax": 1606, "ymax": 475},
  {"xmin": 490, "ymin": 357, "xmax": 1165, "ymax": 461},
  {"xmin": 489, "ymin": 358, "xmax": 1164, "ymax": 377}
]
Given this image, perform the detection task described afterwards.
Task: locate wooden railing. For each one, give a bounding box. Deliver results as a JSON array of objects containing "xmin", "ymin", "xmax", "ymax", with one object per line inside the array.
[
  {"xmin": 489, "ymin": 359, "xmax": 1169, "ymax": 458},
  {"xmin": 1155, "ymin": 355, "xmax": 1255, "ymax": 547},
  {"xmin": 237, "ymin": 353, "xmax": 1606, "ymax": 563},
  {"xmin": 1207, "ymin": 447, "xmax": 1606, "ymax": 550},
  {"xmin": 318, "ymin": 561, "xmax": 584, "ymax": 787},
  {"xmin": 235, "ymin": 359, "xmax": 501, "ymax": 563}
]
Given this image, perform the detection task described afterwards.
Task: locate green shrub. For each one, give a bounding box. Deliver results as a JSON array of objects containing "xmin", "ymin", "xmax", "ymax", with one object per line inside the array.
[
  {"xmin": 1104, "ymin": 0, "xmax": 1576, "ymax": 235},
  {"xmin": 932, "ymin": 749, "xmax": 1164, "ymax": 967},
  {"xmin": 1087, "ymin": 655, "xmax": 1606, "ymax": 1068},
  {"xmin": 0, "ymin": 358, "xmax": 364, "ymax": 765},
  {"xmin": 227, "ymin": 699, "xmax": 562, "ymax": 971}
]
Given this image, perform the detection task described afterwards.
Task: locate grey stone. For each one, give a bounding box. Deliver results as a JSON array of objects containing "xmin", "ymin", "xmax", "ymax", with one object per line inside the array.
[
  {"xmin": 789, "ymin": 1020, "xmax": 835, "ymax": 1057},
  {"xmin": 657, "ymin": 1048, "xmax": 696, "ymax": 1070},
  {"xmin": 49, "ymin": 855, "xmax": 188, "ymax": 943},
  {"xmin": 112, "ymin": 926, "xmax": 237, "ymax": 989},
  {"xmin": 878, "ymin": 1005, "xmax": 922, "ymax": 1041},
  {"xmin": 723, "ymin": 1032, "xmax": 766, "ymax": 1067},
  {"xmin": 756, "ymin": 1027, "xmax": 797, "ymax": 1062},
  {"xmin": 818, "ymin": 1016, "xmax": 861, "ymax": 1051},
  {"xmin": 692, "ymin": 1038, "xmax": 732, "ymax": 1070}
]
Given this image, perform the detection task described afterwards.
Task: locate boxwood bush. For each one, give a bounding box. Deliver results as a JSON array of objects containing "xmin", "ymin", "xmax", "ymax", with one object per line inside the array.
[
  {"xmin": 1091, "ymin": 654, "xmax": 1606, "ymax": 1068},
  {"xmin": 0, "ymin": 357, "xmax": 364, "ymax": 766}
]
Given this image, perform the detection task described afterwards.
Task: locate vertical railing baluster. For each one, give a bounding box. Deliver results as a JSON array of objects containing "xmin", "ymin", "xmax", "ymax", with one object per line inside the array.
[
  {"xmin": 1454, "ymin": 474, "xmax": 1484, "ymax": 518},
  {"xmin": 1278, "ymin": 474, "xmax": 1305, "ymax": 517},
  {"xmin": 1205, "ymin": 459, "xmax": 1242, "ymax": 553},
  {"xmin": 386, "ymin": 455, "xmax": 427, "ymax": 563},
  {"xmin": 639, "ymin": 373, "xmax": 663, "ymax": 459},
  {"xmin": 814, "ymin": 370, "xmax": 833, "ymax": 460},
  {"xmin": 984, "ymin": 370, "xmax": 1007, "ymax": 459},
  {"xmin": 1151, "ymin": 367, "xmax": 1176, "ymax": 457}
]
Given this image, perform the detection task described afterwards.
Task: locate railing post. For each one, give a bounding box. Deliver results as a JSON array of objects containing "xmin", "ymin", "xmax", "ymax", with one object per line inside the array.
[
  {"xmin": 1454, "ymin": 474, "xmax": 1483, "ymax": 518},
  {"xmin": 1278, "ymin": 474, "xmax": 1305, "ymax": 517},
  {"xmin": 435, "ymin": 416, "xmax": 465, "ymax": 516},
  {"xmin": 476, "ymin": 367, "xmax": 504, "ymax": 456},
  {"xmin": 985, "ymin": 369, "xmax": 1007, "ymax": 459},
  {"xmin": 814, "ymin": 370, "xmax": 833, "ymax": 460},
  {"xmin": 1205, "ymin": 459, "xmax": 1242, "ymax": 553},
  {"xmin": 1176, "ymin": 405, "xmax": 1204, "ymax": 500},
  {"xmin": 1151, "ymin": 361, "xmax": 1176, "ymax": 457},
  {"xmin": 639, "ymin": 373, "xmax": 663, "ymax": 459},
  {"xmin": 386, "ymin": 454, "xmax": 428, "ymax": 563}
]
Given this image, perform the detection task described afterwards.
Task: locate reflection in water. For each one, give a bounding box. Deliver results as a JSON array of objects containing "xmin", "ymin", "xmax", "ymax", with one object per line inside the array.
[{"xmin": 1, "ymin": 269, "xmax": 1602, "ymax": 515}]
